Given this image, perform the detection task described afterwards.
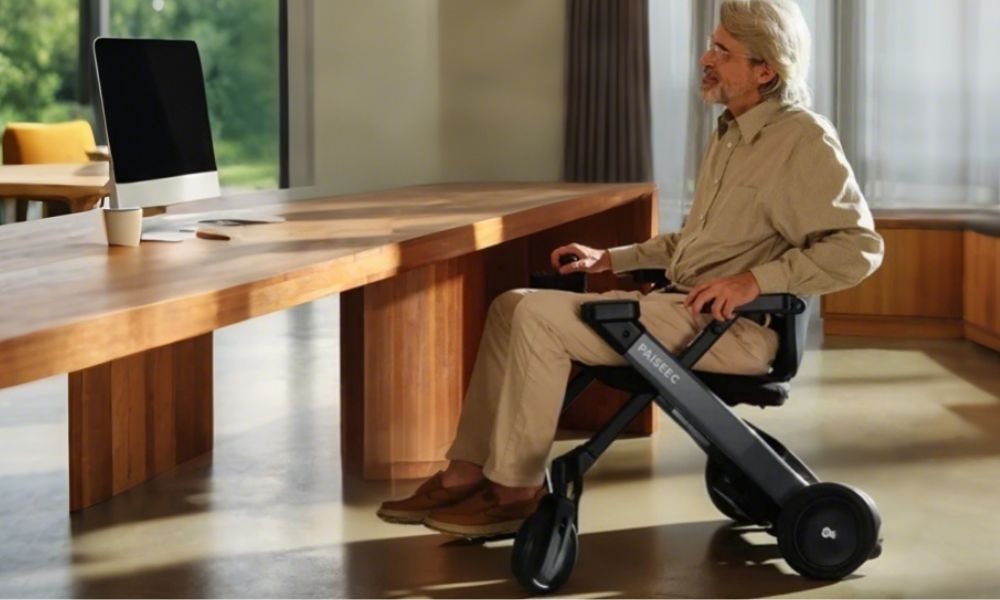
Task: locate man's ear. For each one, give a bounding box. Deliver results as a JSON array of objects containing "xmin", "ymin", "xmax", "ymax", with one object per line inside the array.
[{"xmin": 755, "ymin": 62, "xmax": 777, "ymax": 86}]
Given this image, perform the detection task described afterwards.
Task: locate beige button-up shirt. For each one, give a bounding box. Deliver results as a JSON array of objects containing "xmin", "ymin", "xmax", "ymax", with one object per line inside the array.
[{"xmin": 608, "ymin": 99, "xmax": 884, "ymax": 296}]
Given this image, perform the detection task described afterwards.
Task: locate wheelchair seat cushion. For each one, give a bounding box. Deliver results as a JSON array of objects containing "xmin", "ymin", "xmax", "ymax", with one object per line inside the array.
[
  {"xmin": 587, "ymin": 366, "xmax": 788, "ymax": 408},
  {"xmin": 698, "ymin": 372, "xmax": 788, "ymax": 408}
]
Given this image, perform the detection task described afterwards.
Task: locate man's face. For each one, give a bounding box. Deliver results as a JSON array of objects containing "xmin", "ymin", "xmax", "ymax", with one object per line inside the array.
[{"xmin": 699, "ymin": 26, "xmax": 762, "ymax": 107}]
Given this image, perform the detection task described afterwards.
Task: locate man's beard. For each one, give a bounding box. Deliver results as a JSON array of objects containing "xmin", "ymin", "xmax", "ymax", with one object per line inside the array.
[
  {"xmin": 701, "ymin": 84, "xmax": 727, "ymax": 105},
  {"xmin": 700, "ymin": 68, "xmax": 751, "ymax": 105}
]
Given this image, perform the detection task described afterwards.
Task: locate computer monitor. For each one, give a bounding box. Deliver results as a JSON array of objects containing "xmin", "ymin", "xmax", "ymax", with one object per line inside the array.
[{"xmin": 94, "ymin": 37, "xmax": 220, "ymax": 210}]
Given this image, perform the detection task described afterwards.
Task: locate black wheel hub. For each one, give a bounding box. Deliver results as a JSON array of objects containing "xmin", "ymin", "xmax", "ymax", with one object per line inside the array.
[{"xmin": 793, "ymin": 498, "xmax": 861, "ymax": 568}]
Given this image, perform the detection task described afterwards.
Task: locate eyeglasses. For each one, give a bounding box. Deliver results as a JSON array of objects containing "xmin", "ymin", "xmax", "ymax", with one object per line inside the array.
[{"xmin": 705, "ymin": 36, "xmax": 761, "ymax": 62}]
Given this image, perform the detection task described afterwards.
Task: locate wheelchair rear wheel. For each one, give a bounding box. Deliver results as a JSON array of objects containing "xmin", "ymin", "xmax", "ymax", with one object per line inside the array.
[
  {"xmin": 776, "ymin": 482, "xmax": 881, "ymax": 579},
  {"xmin": 511, "ymin": 495, "xmax": 578, "ymax": 593}
]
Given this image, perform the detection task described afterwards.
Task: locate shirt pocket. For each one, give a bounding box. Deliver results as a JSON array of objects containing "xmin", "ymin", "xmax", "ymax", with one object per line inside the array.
[{"xmin": 707, "ymin": 185, "xmax": 769, "ymax": 245}]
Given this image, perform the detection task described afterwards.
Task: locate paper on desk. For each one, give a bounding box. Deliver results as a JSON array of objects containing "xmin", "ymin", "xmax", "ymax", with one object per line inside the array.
[
  {"xmin": 141, "ymin": 230, "xmax": 197, "ymax": 242},
  {"xmin": 197, "ymin": 214, "xmax": 286, "ymax": 224},
  {"xmin": 155, "ymin": 209, "xmax": 286, "ymax": 226}
]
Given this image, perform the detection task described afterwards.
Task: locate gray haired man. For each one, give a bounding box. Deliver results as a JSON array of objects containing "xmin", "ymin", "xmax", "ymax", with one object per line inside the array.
[{"xmin": 378, "ymin": 0, "xmax": 883, "ymax": 538}]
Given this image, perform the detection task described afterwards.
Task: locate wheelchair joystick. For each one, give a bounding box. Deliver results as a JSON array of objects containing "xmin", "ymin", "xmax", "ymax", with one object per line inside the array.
[
  {"xmin": 528, "ymin": 252, "xmax": 587, "ymax": 293},
  {"xmin": 559, "ymin": 253, "xmax": 579, "ymax": 267}
]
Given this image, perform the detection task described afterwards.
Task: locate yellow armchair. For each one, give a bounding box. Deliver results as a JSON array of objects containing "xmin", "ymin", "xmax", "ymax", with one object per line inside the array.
[
  {"xmin": 2, "ymin": 120, "xmax": 97, "ymax": 165},
  {"xmin": 1, "ymin": 120, "xmax": 98, "ymax": 221}
]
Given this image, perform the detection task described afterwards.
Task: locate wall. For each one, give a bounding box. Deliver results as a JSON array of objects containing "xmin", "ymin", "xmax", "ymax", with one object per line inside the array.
[
  {"xmin": 308, "ymin": 0, "xmax": 566, "ymax": 193},
  {"xmin": 437, "ymin": 0, "xmax": 565, "ymax": 182},
  {"xmin": 287, "ymin": 0, "xmax": 315, "ymax": 187},
  {"xmin": 312, "ymin": 0, "xmax": 444, "ymax": 193}
]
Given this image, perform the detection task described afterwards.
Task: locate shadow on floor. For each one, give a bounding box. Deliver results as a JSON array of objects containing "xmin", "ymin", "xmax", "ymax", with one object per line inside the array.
[
  {"xmin": 820, "ymin": 336, "xmax": 1000, "ymax": 399},
  {"xmin": 66, "ymin": 520, "xmax": 837, "ymax": 599}
]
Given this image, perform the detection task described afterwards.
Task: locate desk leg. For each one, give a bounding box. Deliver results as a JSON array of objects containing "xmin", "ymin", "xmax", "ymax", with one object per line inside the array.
[
  {"xmin": 341, "ymin": 259, "xmax": 472, "ymax": 479},
  {"xmin": 341, "ymin": 241, "xmax": 529, "ymax": 479},
  {"xmin": 68, "ymin": 333, "xmax": 213, "ymax": 511}
]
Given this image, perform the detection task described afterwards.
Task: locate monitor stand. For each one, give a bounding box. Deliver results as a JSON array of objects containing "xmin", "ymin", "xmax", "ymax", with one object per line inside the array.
[{"xmin": 138, "ymin": 206, "xmax": 286, "ymax": 242}]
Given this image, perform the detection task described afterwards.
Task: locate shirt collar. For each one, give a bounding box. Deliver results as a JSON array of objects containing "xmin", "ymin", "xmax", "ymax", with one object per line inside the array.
[{"xmin": 716, "ymin": 98, "xmax": 785, "ymax": 143}]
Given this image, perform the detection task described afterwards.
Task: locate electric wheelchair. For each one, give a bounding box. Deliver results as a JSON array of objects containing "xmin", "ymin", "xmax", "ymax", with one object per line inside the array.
[{"xmin": 511, "ymin": 255, "xmax": 883, "ymax": 593}]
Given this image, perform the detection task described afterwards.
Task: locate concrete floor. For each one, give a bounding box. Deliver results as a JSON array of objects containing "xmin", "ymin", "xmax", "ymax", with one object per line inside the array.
[{"xmin": 2, "ymin": 294, "xmax": 1000, "ymax": 598}]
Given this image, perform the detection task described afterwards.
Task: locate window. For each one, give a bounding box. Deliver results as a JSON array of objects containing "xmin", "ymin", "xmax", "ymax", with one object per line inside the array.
[
  {"xmin": 0, "ymin": 0, "xmax": 284, "ymax": 192},
  {"xmin": 109, "ymin": 0, "xmax": 282, "ymax": 191},
  {"xmin": 0, "ymin": 0, "xmax": 90, "ymax": 143},
  {"xmin": 648, "ymin": 0, "xmax": 1000, "ymax": 218},
  {"xmin": 840, "ymin": 0, "xmax": 1000, "ymax": 206}
]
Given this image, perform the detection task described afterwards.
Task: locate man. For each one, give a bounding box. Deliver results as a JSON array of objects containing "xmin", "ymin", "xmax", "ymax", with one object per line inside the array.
[{"xmin": 378, "ymin": 0, "xmax": 884, "ymax": 538}]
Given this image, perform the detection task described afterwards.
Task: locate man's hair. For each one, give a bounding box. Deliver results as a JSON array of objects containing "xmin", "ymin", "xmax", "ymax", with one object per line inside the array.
[{"xmin": 720, "ymin": 0, "xmax": 812, "ymax": 107}]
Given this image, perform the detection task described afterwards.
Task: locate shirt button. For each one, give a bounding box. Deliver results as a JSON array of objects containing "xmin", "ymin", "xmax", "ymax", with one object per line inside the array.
[{"xmin": 726, "ymin": 142, "xmax": 733, "ymax": 148}]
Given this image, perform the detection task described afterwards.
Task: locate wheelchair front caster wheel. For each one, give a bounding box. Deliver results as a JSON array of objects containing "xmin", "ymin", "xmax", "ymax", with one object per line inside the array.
[
  {"xmin": 511, "ymin": 495, "xmax": 578, "ymax": 593},
  {"xmin": 705, "ymin": 457, "xmax": 755, "ymax": 524},
  {"xmin": 777, "ymin": 482, "xmax": 881, "ymax": 580},
  {"xmin": 705, "ymin": 457, "xmax": 773, "ymax": 525}
]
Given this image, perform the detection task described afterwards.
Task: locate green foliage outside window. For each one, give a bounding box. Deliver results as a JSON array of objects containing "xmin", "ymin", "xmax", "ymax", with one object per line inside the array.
[
  {"xmin": 112, "ymin": 0, "xmax": 279, "ymax": 189},
  {"xmin": 0, "ymin": 0, "xmax": 279, "ymax": 190},
  {"xmin": 0, "ymin": 0, "xmax": 87, "ymax": 128}
]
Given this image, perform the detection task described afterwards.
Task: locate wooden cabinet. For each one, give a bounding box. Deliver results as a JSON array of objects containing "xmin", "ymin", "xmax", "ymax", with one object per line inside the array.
[
  {"xmin": 963, "ymin": 231, "xmax": 1000, "ymax": 351},
  {"xmin": 822, "ymin": 228, "xmax": 965, "ymax": 338},
  {"xmin": 822, "ymin": 213, "xmax": 1000, "ymax": 353}
]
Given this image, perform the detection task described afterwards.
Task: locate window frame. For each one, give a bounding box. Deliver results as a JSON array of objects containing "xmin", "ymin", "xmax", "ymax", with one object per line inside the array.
[{"xmin": 78, "ymin": 0, "xmax": 295, "ymax": 189}]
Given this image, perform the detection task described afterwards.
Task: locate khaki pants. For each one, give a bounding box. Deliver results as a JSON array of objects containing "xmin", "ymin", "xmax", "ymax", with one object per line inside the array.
[{"xmin": 445, "ymin": 289, "xmax": 779, "ymax": 487}]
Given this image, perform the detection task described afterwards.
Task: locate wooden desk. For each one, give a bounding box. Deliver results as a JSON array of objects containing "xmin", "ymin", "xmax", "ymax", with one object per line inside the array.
[
  {"xmin": 0, "ymin": 182, "xmax": 656, "ymax": 510},
  {"xmin": 0, "ymin": 162, "xmax": 110, "ymax": 215}
]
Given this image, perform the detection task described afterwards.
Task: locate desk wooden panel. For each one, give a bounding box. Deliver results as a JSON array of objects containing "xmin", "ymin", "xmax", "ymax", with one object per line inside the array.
[
  {"xmin": 0, "ymin": 182, "xmax": 656, "ymax": 507},
  {"xmin": 68, "ymin": 334, "xmax": 212, "ymax": 509}
]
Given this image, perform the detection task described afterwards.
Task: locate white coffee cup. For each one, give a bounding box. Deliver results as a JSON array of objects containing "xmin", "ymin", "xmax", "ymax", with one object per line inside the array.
[{"xmin": 103, "ymin": 207, "xmax": 143, "ymax": 247}]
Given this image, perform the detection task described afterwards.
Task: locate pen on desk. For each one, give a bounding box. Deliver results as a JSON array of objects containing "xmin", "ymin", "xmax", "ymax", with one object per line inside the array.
[{"xmin": 196, "ymin": 229, "xmax": 230, "ymax": 241}]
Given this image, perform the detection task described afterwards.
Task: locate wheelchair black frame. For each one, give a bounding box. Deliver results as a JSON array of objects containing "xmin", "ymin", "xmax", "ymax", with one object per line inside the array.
[{"xmin": 548, "ymin": 301, "xmax": 809, "ymax": 522}]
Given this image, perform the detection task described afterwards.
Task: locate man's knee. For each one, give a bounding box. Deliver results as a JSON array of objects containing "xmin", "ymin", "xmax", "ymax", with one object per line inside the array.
[
  {"xmin": 489, "ymin": 288, "xmax": 534, "ymax": 322},
  {"xmin": 510, "ymin": 290, "xmax": 567, "ymax": 329}
]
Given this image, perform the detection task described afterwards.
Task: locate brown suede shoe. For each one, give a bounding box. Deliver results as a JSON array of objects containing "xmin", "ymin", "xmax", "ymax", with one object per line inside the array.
[
  {"xmin": 377, "ymin": 472, "xmax": 488, "ymax": 525},
  {"xmin": 423, "ymin": 486, "xmax": 546, "ymax": 538}
]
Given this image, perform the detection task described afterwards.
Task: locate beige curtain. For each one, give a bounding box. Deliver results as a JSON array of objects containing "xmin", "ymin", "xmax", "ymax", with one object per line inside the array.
[{"xmin": 564, "ymin": 0, "xmax": 652, "ymax": 183}]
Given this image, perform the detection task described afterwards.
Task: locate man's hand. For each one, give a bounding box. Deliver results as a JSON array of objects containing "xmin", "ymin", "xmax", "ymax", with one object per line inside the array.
[
  {"xmin": 683, "ymin": 272, "xmax": 762, "ymax": 321},
  {"xmin": 550, "ymin": 243, "xmax": 612, "ymax": 274}
]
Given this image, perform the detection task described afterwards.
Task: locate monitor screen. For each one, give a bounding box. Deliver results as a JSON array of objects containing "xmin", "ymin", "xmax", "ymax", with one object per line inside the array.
[{"xmin": 95, "ymin": 38, "xmax": 217, "ymax": 185}]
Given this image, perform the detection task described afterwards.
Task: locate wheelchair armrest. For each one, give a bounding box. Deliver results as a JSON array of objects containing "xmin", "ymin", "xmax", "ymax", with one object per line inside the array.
[
  {"xmin": 580, "ymin": 300, "xmax": 644, "ymax": 354},
  {"xmin": 701, "ymin": 294, "xmax": 807, "ymax": 316},
  {"xmin": 581, "ymin": 299, "xmax": 640, "ymax": 323},
  {"xmin": 530, "ymin": 270, "xmax": 586, "ymax": 292},
  {"xmin": 621, "ymin": 269, "xmax": 669, "ymax": 287}
]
